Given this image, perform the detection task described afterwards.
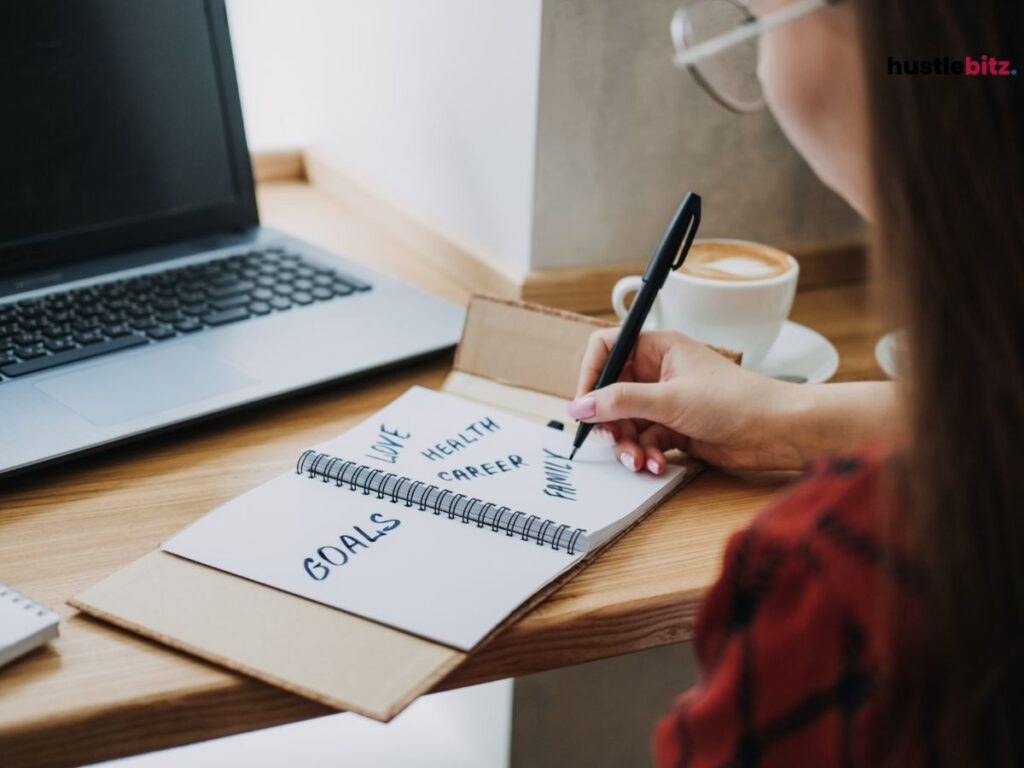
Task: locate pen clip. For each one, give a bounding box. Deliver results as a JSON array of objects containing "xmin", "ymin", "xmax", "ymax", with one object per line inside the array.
[
  {"xmin": 671, "ymin": 194, "xmax": 701, "ymax": 270},
  {"xmin": 642, "ymin": 193, "xmax": 702, "ymax": 287}
]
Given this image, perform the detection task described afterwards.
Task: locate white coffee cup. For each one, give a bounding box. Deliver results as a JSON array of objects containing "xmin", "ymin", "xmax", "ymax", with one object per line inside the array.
[{"xmin": 611, "ymin": 239, "xmax": 799, "ymax": 369}]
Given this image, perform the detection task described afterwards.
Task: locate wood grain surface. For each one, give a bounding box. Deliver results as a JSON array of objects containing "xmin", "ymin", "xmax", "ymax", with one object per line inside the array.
[{"xmin": 0, "ymin": 178, "xmax": 887, "ymax": 767}]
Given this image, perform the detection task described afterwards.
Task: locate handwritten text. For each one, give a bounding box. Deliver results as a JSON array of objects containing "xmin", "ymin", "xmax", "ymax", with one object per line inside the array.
[
  {"xmin": 303, "ymin": 511, "xmax": 402, "ymax": 581},
  {"xmin": 365, "ymin": 424, "xmax": 412, "ymax": 465},
  {"xmin": 420, "ymin": 417, "xmax": 501, "ymax": 461},
  {"xmin": 541, "ymin": 448, "xmax": 577, "ymax": 501},
  {"xmin": 437, "ymin": 454, "xmax": 526, "ymax": 482}
]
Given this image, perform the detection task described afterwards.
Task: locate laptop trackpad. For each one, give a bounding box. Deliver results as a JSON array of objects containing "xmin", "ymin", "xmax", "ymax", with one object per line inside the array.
[{"xmin": 35, "ymin": 344, "xmax": 256, "ymax": 426}]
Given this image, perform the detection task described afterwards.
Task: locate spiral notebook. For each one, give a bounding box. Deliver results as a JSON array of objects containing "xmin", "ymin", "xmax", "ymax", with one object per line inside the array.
[
  {"xmin": 71, "ymin": 296, "xmax": 725, "ymax": 720},
  {"xmin": 162, "ymin": 385, "xmax": 689, "ymax": 651},
  {"xmin": 0, "ymin": 583, "xmax": 59, "ymax": 669}
]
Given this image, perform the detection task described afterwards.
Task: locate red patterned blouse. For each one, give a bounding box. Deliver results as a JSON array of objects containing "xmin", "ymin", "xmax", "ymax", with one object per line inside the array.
[{"xmin": 653, "ymin": 441, "xmax": 926, "ymax": 767}]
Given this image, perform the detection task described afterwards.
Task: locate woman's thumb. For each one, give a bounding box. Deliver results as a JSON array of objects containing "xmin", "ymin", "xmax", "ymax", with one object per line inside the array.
[{"xmin": 567, "ymin": 382, "xmax": 671, "ymax": 424}]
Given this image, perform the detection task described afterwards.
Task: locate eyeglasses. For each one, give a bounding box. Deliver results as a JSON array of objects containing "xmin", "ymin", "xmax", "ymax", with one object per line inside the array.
[{"xmin": 671, "ymin": 0, "xmax": 833, "ymax": 113}]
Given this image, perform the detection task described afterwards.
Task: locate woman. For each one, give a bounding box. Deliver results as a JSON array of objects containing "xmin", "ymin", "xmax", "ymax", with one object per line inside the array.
[{"xmin": 569, "ymin": 0, "xmax": 1023, "ymax": 764}]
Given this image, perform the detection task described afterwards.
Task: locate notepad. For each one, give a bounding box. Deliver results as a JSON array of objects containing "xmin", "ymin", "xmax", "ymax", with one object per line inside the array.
[
  {"xmin": 164, "ymin": 386, "xmax": 691, "ymax": 651},
  {"xmin": 0, "ymin": 583, "xmax": 59, "ymax": 669}
]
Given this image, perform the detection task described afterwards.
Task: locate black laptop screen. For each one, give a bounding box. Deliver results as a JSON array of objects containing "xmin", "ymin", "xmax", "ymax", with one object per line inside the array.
[{"xmin": 0, "ymin": 0, "xmax": 257, "ymax": 277}]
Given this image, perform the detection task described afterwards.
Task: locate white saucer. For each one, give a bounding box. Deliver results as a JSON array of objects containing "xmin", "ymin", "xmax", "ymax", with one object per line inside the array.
[
  {"xmin": 754, "ymin": 320, "xmax": 839, "ymax": 384},
  {"xmin": 874, "ymin": 330, "xmax": 906, "ymax": 380}
]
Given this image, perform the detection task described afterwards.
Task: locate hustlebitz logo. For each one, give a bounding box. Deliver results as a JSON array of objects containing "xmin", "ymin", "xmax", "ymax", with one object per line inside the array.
[{"xmin": 888, "ymin": 55, "xmax": 1018, "ymax": 76}]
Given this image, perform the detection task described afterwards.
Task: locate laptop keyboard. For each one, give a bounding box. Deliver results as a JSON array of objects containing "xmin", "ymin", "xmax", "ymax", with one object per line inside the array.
[{"xmin": 0, "ymin": 247, "xmax": 371, "ymax": 382}]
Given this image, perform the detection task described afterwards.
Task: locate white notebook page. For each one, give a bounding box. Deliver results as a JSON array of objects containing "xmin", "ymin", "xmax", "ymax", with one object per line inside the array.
[
  {"xmin": 315, "ymin": 387, "xmax": 685, "ymax": 541},
  {"xmin": 164, "ymin": 387, "xmax": 686, "ymax": 650}
]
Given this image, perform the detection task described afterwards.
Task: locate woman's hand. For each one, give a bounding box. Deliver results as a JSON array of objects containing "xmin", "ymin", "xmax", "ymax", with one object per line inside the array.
[{"xmin": 568, "ymin": 329, "xmax": 901, "ymax": 474}]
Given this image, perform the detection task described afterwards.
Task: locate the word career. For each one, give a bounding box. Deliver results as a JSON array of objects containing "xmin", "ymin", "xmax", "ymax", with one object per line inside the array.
[{"xmin": 437, "ymin": 454, "xmax": 526, "ymax": 482}]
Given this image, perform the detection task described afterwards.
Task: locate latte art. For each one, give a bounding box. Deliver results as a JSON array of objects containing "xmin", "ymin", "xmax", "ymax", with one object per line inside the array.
[
  {"xmin": 680, "ymin": 243, "xmax": 792, "ymax": 282},
  {"xmin": 611, "ymin": 238, "xmax": 800, "ymax": 369}
]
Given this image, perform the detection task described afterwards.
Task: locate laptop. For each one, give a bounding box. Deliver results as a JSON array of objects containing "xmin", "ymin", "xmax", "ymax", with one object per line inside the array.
[{"xmin": 0, "ymin": 0, "xmax": 464, "ymax": 477}]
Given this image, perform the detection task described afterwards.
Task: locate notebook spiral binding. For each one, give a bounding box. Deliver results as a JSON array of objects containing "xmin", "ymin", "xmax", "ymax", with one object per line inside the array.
[
  {"xmin": 296, "ymin": 450, "xmax": 588, "ymax": 556},
  {"xmin": 0, "ymin": 583, "xmax": 53, "ymax": 620}
]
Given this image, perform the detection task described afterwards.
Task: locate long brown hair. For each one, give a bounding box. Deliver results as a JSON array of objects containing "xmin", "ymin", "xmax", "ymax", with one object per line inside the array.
[{"xmin": 855, "ymin": 0, "xmax": 1024, "ymax": 763}]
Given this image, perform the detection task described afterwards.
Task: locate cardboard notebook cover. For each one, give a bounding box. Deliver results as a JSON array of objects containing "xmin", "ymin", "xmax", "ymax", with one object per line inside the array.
[{"xmin": 70, "ymin": 296, "xmax": 733, "ymax": 721}]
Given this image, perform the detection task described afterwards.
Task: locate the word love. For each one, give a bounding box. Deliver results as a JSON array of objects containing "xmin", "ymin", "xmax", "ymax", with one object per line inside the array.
[{"xmin": 365, "ymin": 424, "xmax": 411, "ymax": 466}]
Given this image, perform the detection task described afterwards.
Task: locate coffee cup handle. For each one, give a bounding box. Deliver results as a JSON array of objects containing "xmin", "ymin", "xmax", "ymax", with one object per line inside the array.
[{"xmin": 611, "ymin": 276, "xmax": 659, "ymax": 329}]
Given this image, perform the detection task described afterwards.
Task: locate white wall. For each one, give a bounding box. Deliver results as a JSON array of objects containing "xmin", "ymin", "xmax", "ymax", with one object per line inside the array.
[
  {"xmin": 226, "ymin": 0, "xmax": 859, "ymax": 277},
  {"xmin": 226, "ymin": 0, "xmax": 542, "ymax": 273},
  {"xmin": 226, "ymin": 1, "xmax": 327, "ymax": 152}
]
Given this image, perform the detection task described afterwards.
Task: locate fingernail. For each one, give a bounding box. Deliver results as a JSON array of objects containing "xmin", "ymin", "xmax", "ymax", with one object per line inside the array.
[
  {"xmin": 620, "ymin": 452, "xmax": 638, "ymax": 472},
  {"xmin": 595, "ymin": 426, "xmax": 612, "ymax": 443},
  {"xmin": 567, "ymin": 396, "xmax": 596, "ymax": 420},
  {"xmin": 646, "ymin": 457, "xmax": 662, "ymax": 475}
]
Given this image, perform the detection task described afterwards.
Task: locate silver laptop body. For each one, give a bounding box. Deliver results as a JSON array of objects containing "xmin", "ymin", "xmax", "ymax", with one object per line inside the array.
[{"xmin": 0, "ymin": 1, "xmax": 463, "ymax": 477}]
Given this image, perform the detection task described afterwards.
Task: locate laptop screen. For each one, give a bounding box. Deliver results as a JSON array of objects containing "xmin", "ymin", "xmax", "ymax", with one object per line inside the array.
[{"xmin": 0, "ymin": 0, "xmax": 257, "ymax": 278}]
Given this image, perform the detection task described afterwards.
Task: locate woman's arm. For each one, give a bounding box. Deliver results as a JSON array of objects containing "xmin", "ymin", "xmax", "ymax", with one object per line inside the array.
[
  {"xmin": 569, "ymin": 329, "xmax": 903, "ymax": 472},
  {"xmin": 771, "ymin": 381, "xmax": 902, "ymax": 469}
]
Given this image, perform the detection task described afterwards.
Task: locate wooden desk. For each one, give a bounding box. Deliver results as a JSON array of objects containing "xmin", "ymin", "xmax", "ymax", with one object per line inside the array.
[{"xmin": 0, "ymin": 177, "xmax": 887, "ymax": 768}]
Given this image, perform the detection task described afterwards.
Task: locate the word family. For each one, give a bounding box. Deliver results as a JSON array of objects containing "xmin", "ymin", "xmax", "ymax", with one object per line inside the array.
[{"xmin": 541, "ymin": 448, "xmax": 577, "ymax": 501}]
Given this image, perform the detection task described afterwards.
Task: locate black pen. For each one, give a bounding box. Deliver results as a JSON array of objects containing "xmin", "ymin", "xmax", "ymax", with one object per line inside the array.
[{"xmin": 569, "ymin": 192, "xmax": 701, "ymax": 461}]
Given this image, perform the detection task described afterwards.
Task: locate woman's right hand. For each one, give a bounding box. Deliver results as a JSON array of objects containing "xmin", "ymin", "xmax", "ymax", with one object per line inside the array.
[{"xmin": 567, "ymin": 328, "xmax": 900, "ymax": 474}]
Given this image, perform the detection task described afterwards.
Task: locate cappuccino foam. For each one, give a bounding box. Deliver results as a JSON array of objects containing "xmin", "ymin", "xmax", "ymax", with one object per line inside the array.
[{"xmin": 681, "ymin": 243, "xmax": 792, "ymax": 282}]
